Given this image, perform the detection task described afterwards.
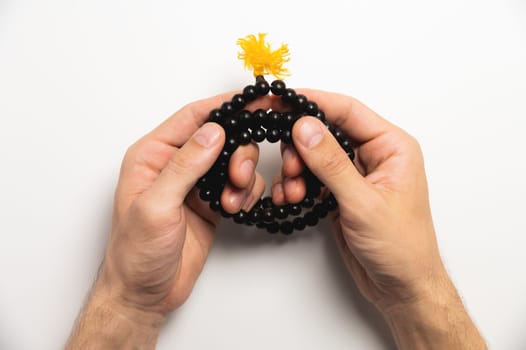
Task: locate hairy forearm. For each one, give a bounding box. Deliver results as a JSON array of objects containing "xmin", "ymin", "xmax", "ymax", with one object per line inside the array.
[
  {"xmin": 383, "ymin": 275, "xmax": 487, "ymax": 350},
  {"xmin": 66, "ymin": 279, "xmax": 164, "ymax": 350}
]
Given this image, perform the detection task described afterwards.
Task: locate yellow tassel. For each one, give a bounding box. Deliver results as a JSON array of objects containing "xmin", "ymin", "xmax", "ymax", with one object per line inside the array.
[{"xmin": 237, "ymin": 33, "xmax": 290, "ymax": 80}]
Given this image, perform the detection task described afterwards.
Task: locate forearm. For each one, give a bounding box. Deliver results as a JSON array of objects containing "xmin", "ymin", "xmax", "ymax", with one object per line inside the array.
[
  {"xmin": 66, "ymin": 279, "xmax": 164, "ymax": 350},
  {"xmin": 383, "ymin": 274, "xmax": 487, "ymax": 350}
]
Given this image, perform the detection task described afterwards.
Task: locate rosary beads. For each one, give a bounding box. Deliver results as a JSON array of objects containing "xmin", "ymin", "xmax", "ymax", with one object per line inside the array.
[
  {"xmin": 196, "ymin": 76, "xmax": 355, "ymax": 235},
  {"xmin": 194, "ymin": 33, "xmax": 355, "ymax": 234}
]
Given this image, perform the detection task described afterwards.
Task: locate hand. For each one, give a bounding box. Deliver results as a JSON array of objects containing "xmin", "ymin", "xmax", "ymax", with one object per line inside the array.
[
  {"xmin": 67, "ymin": 93, "xmax": 271, "ymax": 348},
  {"xmin": 273, "ymin": 90, "xmax": 486, "ymax": 349}
]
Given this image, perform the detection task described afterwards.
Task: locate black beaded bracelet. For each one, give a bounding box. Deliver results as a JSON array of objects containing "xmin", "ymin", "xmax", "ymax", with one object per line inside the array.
[{"xmin": 196, "ymin": 76, "xmax": 355, "ymax": 235}]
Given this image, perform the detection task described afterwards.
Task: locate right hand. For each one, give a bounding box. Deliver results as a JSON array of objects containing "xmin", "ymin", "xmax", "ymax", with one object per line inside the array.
[{"xmin": 273, "ymin": 90, "xmax": 448, "ymax": 313}]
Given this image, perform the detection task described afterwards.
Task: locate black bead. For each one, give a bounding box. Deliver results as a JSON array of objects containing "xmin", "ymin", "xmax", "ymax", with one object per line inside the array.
[
  {"xmin": 252, "ymin": 109, "xmax": 266, "ymax": 127},
  {"xmin": 262, "ymin": 196, "xmax": 273, "ymax": 208},
  {"xmin": 262, "ymin": 207, "xmax": 274, "ymax": 222},
  {"xmin": 221, "ymin": 102, "xmax": 234, "ymax": 116},
  {"xmin": 220, "ymin": 207, "xmax": 233, "ymax": 218},
  {"xmin": 313, "ymin": 202, "xmax": 329, "ymax": 219},
  {"xmin": 210, "ymin": 199, "xmax": 221, "ymax": 212},
  {"xmin": 280, "ymin": 112, "xmax": 295, "ymax": 128},
  {"xmin": 231, "ymin": 94, "xmax": 246, "ymax": 110},
  {"xmin": 251, "ymin": 128, "xmax": 266, "ymax": 142},
  {"xmin": 224, "ymin": 137, "xmax": 238, "ymax": 152},
  {"xmin": 315, "ymin": 110, "xmax": 326, "ymax": 123},
  {"xmin": 270, "ymin": 80, "xmax": 286, "ymax": 95},
  {"xmin": 281, "ymin": 88, "xmax": 297, "ymax": 104},
  {"xmin": 280, "ymin": 129, "xmax": 292, "ymax": 144},
  {"xmin": 295, "ymin": 94, "xmax": 308, "ymax": 110},
  {"xmin": 288, "ymin": 204, "xmax": 302, "ymax": 216},
  {"xmin": 196, "ymin": 176, "xmax": 209, "ymax": 189},
  {"xmin": 208, "ymin": 109, "xmax": 223, "ymax": 123},
  {"xmin": 233, "ymin": 210, "xmax": 248, "ymax": 224},
  {"xmin": 218, "ymin": 149, "xmax": 231, "ymax": 162},
  {"xmin": 238, "ymin": 130, "xmax": 252, "ymax": 145},
  {"xmin": 340, "ymin": 139, "xmax": 352, "ymax": 152},
  {"xmin": 292, "ymin": 217, "xmax": 306, "ymax": 230},
  {"xmin": 249, "ymin": 208, "xmax": 262, "ymax": 223},
  {"xmin": 333, "ymin": 128, "xmax": 345, "ymax": 142},
  {"xmin": 280, "ymin": 221, "xmax": 294, "ymax": 235},
  {"xmin": 242, "ymin": 85, "xmax": 258, "ymax": 101},
  {"xmin": 273, "ymin": 205, "xmax": 288, "ymax": 219},
  {"xmin": 266, "ymin": 128, "xmax": 281, "ymax": 143},
  {"xmin": 326, "ymin": 121, "xmax": 336, "ymax": 134},
  {"xmin": 266, "ymin": 221, "xmax": 280, "ymax": 234},
  {"xmin": 301, "ymin": 196, "xmax": 315, "ymax": 208},
  {"xmin": 238, "ymin": 110, "xmax": 252, "ymax": 128},
  {"xmin": 212, "ymin": 170, "xmax": 228, "ymax": 186},
  {"xmin": 199, "ymin": 188, "xmax": 215, "ymax": 202},
  {"xmin": 304, "ymin": 211, "xmax": 319, "ymax": 226},
  {"xmin": 305, "ymin": 101, "xmax": 319, "ymax": 115},
  {"xmin": 255, "ymin": 76, "xmax": 270, "ymax": 95},
  {"xmin": 266, "ymin": 111, "xmax": 281, "ymax": 128},
  {"xmin": 347, "ymin": 149, "xmax": 355, "ymax": 161},
  {"xmin": 222, "ymin": 116, "xmax": 239, "ymax": 131},
  {"xmin": 325, "ymin": 193, "xmax": 338, "ymax": 210},
  {"xmin": 306, "ymin": 183, "xmax": 321, "ymax": 198},
  {"xmin": 213, "ymin": 159, "xmax": 228, "ymax": 170},
  {"xmin": 303, "ymin": 168, "xmax": 323, "ymax": 187}
]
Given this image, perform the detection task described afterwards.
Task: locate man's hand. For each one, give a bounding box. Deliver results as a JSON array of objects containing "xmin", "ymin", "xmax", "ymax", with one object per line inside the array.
[
  {"xmin": 66, "ymin": 93, "xmax": 270, "ymax": 349},
  {"xmin": 273, "ymin": 90, "xmax": 487, "ymax": 349}
]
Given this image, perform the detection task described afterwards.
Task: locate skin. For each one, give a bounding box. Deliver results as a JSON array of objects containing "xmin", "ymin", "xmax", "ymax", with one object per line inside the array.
[{"xmin": 66, "ymin": 90, "xmax": 487, "ymax": 349}]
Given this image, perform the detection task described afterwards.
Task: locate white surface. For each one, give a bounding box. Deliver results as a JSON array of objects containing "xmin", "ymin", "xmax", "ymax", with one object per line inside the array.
[{"xmin": 1, "ymin": 1, "xmax": 525, "ymax": 349}]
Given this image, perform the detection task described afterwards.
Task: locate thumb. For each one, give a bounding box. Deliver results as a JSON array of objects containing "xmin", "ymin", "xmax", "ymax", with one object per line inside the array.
[
  {"xmin": 149, "ymin": 122, "xmax": 225, "ymax": 208},
  {"xmin": 292, "ymin": 117, "xmax": 371, "ymax": 209}
]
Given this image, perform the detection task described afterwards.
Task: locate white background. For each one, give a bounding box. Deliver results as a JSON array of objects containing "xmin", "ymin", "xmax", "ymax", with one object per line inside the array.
[{"xmin": 1, "ymin": 1, "xmax": 525, "ymax": 349}]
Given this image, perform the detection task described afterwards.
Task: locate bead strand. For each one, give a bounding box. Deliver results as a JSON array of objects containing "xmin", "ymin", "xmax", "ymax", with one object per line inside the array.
[{"xmin": 197, "ymin": 76, "xmax": 355, "ymax": 235}]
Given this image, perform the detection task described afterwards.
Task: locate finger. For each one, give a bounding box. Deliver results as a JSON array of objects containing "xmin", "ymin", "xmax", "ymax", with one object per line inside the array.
[
  {"xmin": 229, "ymin": 143, "xmax": 259, "ymax": 189},
  {"xmin": 244, "ymin": 172, "xmax": 265, "ymax": 211},
  {"xmin": 271, "ymin": 174, "xmax": 286, "ymax": 205},
  {"xmin": 280, "ymin": 144, "xmax": 304, "ymax": 178},
  {"xmin": 221, "ymin": 174, "xmax": 256, "ymax": 214},
  {"xmin": 147, "ymin": 123, "xmax": 225, "ymax": 208},
  {"xmin": 271, "ymin": 173, "xmax": 305, "ymax": 205},
  {"xmin": 295, "ymin": 89, "xmax": 394, "ymax": 144},
  {"xmin": 283, "ymin": 176, "xmax": 306, "ymax": 204},
  {"xmin": 292, "ymin": 117, "xmax": 373, "ymax": 208},
  {"xmin": 221, "ymin": 172, "xmax": 265, "ymax": 213}
]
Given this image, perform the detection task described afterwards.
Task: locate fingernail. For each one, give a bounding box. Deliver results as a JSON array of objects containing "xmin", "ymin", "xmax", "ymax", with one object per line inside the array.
[
  {"xmin": 297, "ymin": 119, "xmax": 324, "ymax": 149},
  {"xmin": 272, "ymin": 183, "xmax": 284, "ymax": 203},
  {"xmin": 194, "ymin": 123, "xmax": 221, "ymax": 148},
  {"xmin": 229, "ymin": 188, "xmax": 246, "ymax": 211},
  {"xmin": 242, "ymin": 193, "xmax": 254, "ymax": 211},
  {"xmin": 240, "ymin": 159, "xmax": 255, "ymax": 180}
]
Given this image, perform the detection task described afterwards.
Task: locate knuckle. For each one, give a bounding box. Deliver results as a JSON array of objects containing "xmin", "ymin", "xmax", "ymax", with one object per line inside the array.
[
  {"xmin": 402, "ymin": 132, "xmax": 424, "ymax": 158},
  {"xmin": 320, "ymin": 149, "xmax": 351, "ymax": 178},
  {"xmin": 166, "ymin": 151, "xmax": 192, "ymax": 176},
  {"xmin": 123, "ymin": 143, "xmax": 140, "ymax": 164}
]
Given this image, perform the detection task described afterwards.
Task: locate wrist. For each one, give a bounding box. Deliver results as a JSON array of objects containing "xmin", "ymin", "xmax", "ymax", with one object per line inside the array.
[
  {"xmin": 66, "ymin": 272, "xmax": 165, "ymax": 350},
  {"xmin": 93, "ymin": 263, "xmax": 167, "ymax": 331},
  {"xmin": 381, "ymin": 271, "xmax": 486, "ymax": 350}
]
